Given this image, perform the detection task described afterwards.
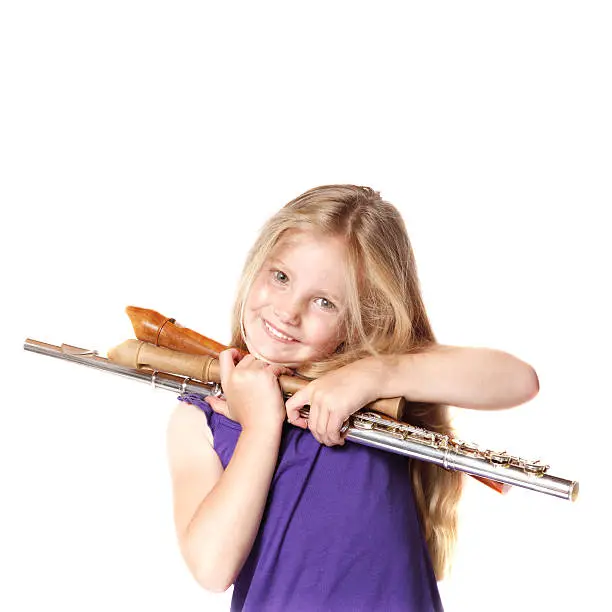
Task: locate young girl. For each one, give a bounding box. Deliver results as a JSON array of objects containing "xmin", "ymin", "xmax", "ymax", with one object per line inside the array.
[{"xmin": 166, "ymin": 185, "xmax": 539, "ymax": 611}]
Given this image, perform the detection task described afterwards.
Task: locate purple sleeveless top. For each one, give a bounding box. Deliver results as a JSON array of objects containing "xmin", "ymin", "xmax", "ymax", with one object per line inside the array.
[{"xmin": 178, "ymin": 393, "xmax": 443, "ymax": 612}]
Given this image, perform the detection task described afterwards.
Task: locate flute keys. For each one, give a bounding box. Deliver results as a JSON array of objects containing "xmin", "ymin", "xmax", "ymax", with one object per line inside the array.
[
  {"xmin": 483, "ymin": 449, "xmax": 512, "ymax": 466},
  {"xmin": 515, "ymin": 458, "xmax": 549, "ymax": 476},
  {"xmin": 449, "ymin": 439, "xmax": 480, "ymax": 456}
]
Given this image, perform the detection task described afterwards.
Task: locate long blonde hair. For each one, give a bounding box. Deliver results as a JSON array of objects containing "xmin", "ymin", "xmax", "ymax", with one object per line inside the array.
[{"xmin": 230, "ymin": 184, "xmax": 462, "ymax": 579}]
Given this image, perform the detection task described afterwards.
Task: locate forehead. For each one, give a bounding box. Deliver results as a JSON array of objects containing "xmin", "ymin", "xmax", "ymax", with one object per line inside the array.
[{"xmin": 269, "ymin": 230, "xmax": 348, "ymax": 297}]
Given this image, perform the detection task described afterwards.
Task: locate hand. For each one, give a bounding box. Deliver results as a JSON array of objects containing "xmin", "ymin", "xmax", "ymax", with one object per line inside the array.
[
  {"xmin": 285, "ymin": 358, "xmax": 383, "ymax": 446},
  {"xmin": 206, "ymin": 349, "xmax": 293, "ymax": 434}
]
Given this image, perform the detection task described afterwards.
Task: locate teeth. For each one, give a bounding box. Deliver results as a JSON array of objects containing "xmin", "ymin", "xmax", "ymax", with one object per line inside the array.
[{"xmin": 265, "ymin": 320, "xmax": 294, "ymax": 341}]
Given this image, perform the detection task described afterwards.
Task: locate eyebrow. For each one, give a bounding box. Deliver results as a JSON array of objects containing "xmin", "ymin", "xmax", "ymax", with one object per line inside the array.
[{"xmin": 269, "ymin": 257, "xmax": 344, "ymax": 305}]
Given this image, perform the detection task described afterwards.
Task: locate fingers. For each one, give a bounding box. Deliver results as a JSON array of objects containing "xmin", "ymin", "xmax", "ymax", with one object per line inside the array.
[
  {"xmin": 310, "ymin": 407, "xmax": 346, "ymax": 447},
  {"xmin": 327, "ymin": 413, "xmax": 347, "ymax": 446},
  {"xmin": 215, "ymin": 355, "xmax": 346, "ymax": 446},
  {"xmin": 218, "ymin": 348, "xmax": 244, "ymax": 383},
  {"xmin": 285, "ymin": 386, "xmax": 347, "ymax": 445},
  {"xmin": 216, "ymin": 349, "xmax": 250, "ymax": 418},
  {"xmin": 296, "ymin": 401, "xmax": 346, "ymax": 446},
  {"xmin": 313, "ymin": 406, "xmax": 331, "ymax": 446},
  {"xmin": 266, "ymin": 363, "xmax": 293, "ymax": 381},
  {"xmin": 225, "ymin": 347, "xmax": 244, "ymax": 363}
]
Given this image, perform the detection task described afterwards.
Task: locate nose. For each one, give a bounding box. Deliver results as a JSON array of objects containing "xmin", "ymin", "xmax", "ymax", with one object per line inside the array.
[{"xmin": 273, "ymin": 293, "xmax": 301, "ymax": 326}]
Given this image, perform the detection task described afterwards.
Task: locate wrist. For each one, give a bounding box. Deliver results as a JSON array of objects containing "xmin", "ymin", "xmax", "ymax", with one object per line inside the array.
[
  {"xmin": 373, "ymin": 353, "xmax": 404, "ymax": 400},
  {"xmin": 240, "ymin": 418, "xmax": 284, "ymax": 439}
]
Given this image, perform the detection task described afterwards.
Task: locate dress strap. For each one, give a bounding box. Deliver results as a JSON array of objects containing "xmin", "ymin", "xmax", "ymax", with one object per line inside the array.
[{"xmin": 177, "ymin": 392, "xmax": 213, "ymax": 418}]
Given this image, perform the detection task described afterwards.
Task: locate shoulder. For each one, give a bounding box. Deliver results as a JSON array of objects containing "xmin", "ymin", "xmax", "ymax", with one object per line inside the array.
[
  {"xmin": 166, "ymin": 402, "xmax": 220, "ymax": 480},
  {"xmin": 167, "ymin": 400, "xmax": 214, "ymax": 446}
]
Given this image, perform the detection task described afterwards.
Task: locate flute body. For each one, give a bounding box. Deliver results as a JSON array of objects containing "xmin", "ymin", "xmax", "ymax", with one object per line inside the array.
[
  {"xmin": 23, "ymin": 338, "xmax": 578, "ymax": 502},
  {"xmin": 341, "ymin": 411, "xmax": 577, "ymax": 501}
]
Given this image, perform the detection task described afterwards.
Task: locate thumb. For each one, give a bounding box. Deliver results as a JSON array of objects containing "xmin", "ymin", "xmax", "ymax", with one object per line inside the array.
[
  {"xmin": 206, "ymin": 395, "xmax": 231, "ymax": 419},
  {"xmin": 285, "ymin": 388, "xmax": 310, "ymax": 429}
]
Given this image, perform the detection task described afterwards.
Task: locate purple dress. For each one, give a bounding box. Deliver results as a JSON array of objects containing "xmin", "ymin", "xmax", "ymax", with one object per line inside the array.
[{"xmin": 177, "ymin": 393, "xmax": 443, "ymax": 612}]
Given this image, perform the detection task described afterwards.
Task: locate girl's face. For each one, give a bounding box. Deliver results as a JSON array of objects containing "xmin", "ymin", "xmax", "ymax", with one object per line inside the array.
[{"xmin": 243, "ymin": 229, "xmax": 348, "ymax": 367}]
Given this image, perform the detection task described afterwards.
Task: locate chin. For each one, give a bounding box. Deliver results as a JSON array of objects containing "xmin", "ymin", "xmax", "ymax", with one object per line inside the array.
[{"xmin": 249, "ymin": 342, "xmax": 303, "ymax": 368}]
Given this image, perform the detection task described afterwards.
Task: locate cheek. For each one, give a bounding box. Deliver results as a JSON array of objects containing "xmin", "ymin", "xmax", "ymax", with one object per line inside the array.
[
  {"xmin": 245, "ymin": 280, "xmax": 270, "ymax": 314},
  {"xmin": 308, "ymin": 317, "xmax": 343, "ymax": 350}
]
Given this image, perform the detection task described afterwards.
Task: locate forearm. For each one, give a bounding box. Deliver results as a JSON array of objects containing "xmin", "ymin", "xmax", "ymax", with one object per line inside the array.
[
  {"xmin": 186, "ymin": 427, "xmax": 282, "ymax": 591},
  {"xmin": 382, "ymin": 345, "xmax": 539, "ymax": 410}
]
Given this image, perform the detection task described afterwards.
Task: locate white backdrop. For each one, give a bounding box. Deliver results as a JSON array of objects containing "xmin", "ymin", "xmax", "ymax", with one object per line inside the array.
[{"xmin": 2, "ymin": 2, "xmax": 610, "ymax": 611}]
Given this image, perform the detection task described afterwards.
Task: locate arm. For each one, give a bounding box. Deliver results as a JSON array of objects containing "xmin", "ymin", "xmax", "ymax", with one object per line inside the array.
[
  {"xmin": 167, "ymin": 401, "xmax": 282, "ymax": 593},
  {"xmin": 286, "ymin": 343, "xmax": 539, "ymax": 445},
  {"xmin": 381, "ymin": 344, "xmax": 539, "ymax": 410}
]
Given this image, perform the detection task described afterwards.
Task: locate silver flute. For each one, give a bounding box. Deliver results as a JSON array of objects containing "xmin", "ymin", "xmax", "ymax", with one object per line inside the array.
[{"xmin": 24, "ymin": 338, "xmax": 578, "ymax": 502}]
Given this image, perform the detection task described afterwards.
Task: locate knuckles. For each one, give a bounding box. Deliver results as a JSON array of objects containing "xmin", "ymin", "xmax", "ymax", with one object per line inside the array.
[{"xmin": 230, "ymin": 365, "xmax": 277, "ymax": 387}]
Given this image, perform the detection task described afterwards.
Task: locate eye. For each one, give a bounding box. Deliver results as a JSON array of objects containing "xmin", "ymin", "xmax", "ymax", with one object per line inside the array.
[
  {"xmin": 272, "ymin": 270, "xmax": 289, "ymax": 284},
  {"xmin": 314, "ymin": 297, "xmax": 336, "ymax": 310}
]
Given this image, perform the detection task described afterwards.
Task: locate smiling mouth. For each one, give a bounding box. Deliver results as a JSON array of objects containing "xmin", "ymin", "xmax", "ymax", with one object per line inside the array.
[{"xmin": 263, "ymin": 319, "xmax": 298, "ymax": 343}]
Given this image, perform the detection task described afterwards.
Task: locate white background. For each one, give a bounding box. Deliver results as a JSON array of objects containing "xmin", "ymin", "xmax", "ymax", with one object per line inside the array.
[{"xmin": 2, "ymin": 2, "xmax": 610, "ymax": 610}]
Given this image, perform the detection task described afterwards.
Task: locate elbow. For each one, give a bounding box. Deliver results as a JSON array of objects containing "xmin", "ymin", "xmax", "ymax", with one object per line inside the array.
[
  {"xmin": 516, "ymin": 364, "xmax": 540, "ymax": 406},
  {"xmin": 493, "ymin": 361, "xmax": 539, "ymax": 409},
  {"xmin": 195, "ymin": 570, "xmax": 235, "ymax": 594},
  {"xmin": 179, "ymin": 529, "xmax": 238, "ymax": 593},
  {"xmin": 180, "ymin": 541, "xmax": 236, "ymax": 593},
  {"xmin": 198, "ymin": 578, "xmax": 233, "ymax": 594},
  {"xmin": 178, "ymin": 523, "xmax": 243, "ymax": 593},
  {"xmin": 194, "ymin": 559, "xmax": 236, "ymax": 594},
  {"xmin": 526, "ymin": 365, "xmax": 539, "ymax": 400}
]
